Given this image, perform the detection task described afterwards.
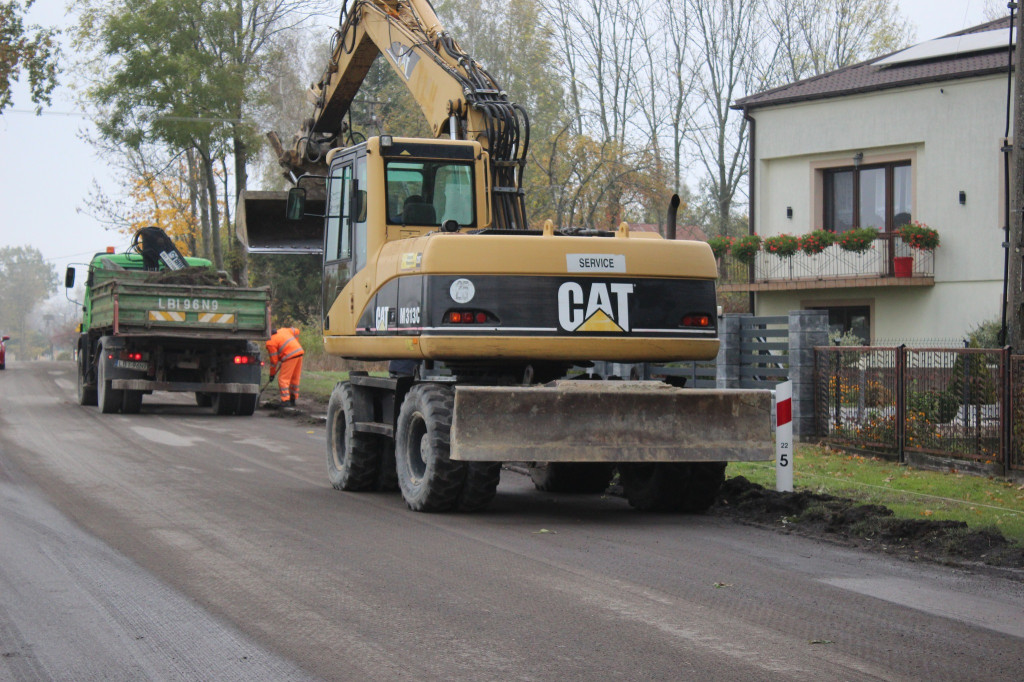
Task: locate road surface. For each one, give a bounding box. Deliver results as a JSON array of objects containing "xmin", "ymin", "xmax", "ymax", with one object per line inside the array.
[{"xmin": 1, "ymin": 361, "xmax": 1022, "ymax": 681}]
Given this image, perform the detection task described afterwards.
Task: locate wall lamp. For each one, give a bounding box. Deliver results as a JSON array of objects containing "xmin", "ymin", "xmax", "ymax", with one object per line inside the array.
[
  {"xmin": 959, "ymin": 190, "xmax": 967, "ymax": 205},
  {"xmin": 786, "ymin": 206, "xmax": 793, "ymax": 219},
  {"xmin": 853, "ymin": 152, "xmax": 864, "ymax": 167}
]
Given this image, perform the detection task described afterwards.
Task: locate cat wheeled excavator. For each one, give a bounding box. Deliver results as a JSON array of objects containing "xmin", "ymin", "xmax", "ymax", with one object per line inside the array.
[{"xmin": 237, "ymin": 0, "xmax": 773, "ymax": 512}]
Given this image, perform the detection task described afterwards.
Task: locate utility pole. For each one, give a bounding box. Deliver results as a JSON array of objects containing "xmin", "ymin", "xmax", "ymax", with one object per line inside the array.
[{"xmin": 1010, "ymin": 3, "xmax": 1024, "ymax": 350}]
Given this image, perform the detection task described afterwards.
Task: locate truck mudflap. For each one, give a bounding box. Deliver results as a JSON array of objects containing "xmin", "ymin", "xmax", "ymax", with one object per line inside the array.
[{"xmin": 450, "ymin": 381, "xmax": 773, "ymax": 463}]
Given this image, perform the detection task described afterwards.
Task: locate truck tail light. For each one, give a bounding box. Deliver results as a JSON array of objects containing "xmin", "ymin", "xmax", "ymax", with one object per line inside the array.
[
  {"xmin": 119, "ymin": 351, "xmax": 144, "ymax": 361},
  {"xmin": 233, "ymin": 355, "xmax": 258, "ymax": 364}
]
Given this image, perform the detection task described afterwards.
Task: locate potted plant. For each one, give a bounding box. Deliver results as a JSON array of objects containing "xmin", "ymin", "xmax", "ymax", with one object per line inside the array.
[
  {"xmin": 731, "ymin": 234, "xmax": 762, "ymax": 265},
  {"xmin": 897, "ymin": 221, "xmax": 940, "ymax": 251},
  {"xmin": 763, "ymin": 234, "xmax": 800, "ymax": 258},
  {"xmin": 706, "ymin": 235, "xmax": 735, "ymax": 260},
  {"xmin": 800, "ymin": 229, "xmax": 835, "ymax": 255},
  {"xmin": 836, "ymin": 227, "xmax": 877, "ymax": 254}
]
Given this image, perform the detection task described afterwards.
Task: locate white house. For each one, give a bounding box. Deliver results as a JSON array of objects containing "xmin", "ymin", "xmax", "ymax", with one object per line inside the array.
[{"xmin": 729, "ymin": 17, "xmax": 1013, "ymax": 344}]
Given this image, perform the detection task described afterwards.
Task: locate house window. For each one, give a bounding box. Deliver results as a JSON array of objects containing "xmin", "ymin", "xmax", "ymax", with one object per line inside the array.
[
  {"xmin": 823, "ymin": 162, "xmax": 911, "ymax": 233},
  {"xmin": 809, "ymin": 305, "xmax": 871, "ymax": 344}
]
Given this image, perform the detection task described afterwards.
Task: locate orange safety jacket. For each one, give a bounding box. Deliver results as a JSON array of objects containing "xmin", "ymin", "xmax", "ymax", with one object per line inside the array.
[{"xmin": 266, "ymin": 327, "xmax": 304, "ymax": 369}]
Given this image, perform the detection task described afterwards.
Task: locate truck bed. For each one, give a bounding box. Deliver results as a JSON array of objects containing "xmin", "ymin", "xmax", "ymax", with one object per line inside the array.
[{"xmin": 88, "ymin": 275, "xmax": 270, "ymax": 340}]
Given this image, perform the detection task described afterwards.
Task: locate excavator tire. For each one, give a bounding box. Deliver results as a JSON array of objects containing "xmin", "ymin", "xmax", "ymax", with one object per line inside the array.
[
  {"xmin": 618, "ymin": 462, "xmax": 726, "ymax": 513},
  {"xmin": 376, "ymin": 441, "xmax": 399, "ymax": 492},
  {"xmin": 394, "ymin": 383, "xmax": 467, "ymax": 512},
  {"xmin": 97, "ymin": 345, "xmax": 123, "ymax": 414},
  {"xmin": 326, "ymin": 382, "xmax": 383, "ymax": 491},
  {"xmin": 530, "ymin": 463, "xmax": 614, "ymax": 494},
  {"xmin": 77, "ymin": 349, "xmax": 97, "ymax": 406},
  {"xmin": 457, "ymin": 462, "xmax": 502, "ymax": 512}
]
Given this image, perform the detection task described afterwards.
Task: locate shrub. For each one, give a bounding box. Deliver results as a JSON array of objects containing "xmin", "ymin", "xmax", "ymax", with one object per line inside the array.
[
  {"xmin": 763, "ymin": 234, "xmax": 800, "ymax": 258},
  {"xmin": 897, "ymin": 221, "xmax": 940, "ymax": 251},
  {"xmin": 706, "ymin": 235, "xmax": 735, "ymax": 260},
  {"xmin": 731, "ymin": 234, "xmax": 762, "ymax": 265},
  {"xmin": 800, "ymin": 229, "xmax": 835, "ymax": 255},
  {"xmin": 836, "ymin": 227, "xmax": 877, "ymax": 253}
]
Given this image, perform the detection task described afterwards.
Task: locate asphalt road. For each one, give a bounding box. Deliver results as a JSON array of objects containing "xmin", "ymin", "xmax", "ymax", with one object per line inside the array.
[{"xmin": 1, "ymin": 361, "xmax": 1023, "ymax": 681}]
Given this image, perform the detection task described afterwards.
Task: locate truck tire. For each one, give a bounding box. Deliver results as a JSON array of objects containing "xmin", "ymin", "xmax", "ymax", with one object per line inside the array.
[
  {"xmin": 77, "ymin": 350, "xmax": 98, "ymax": 406},
  {"xmin": 394, "ymin": 383, "xmax": 466, "ymax": 512},
  {"xmin": 618, "ymin": 462, "xmax": 726, "ymax": 513},
  {"xmin": 530, "ymin": 463, "xmax": 614, "ymax": 494},
  {"xmin": 122, "ymin": 390, "xmax": 143, "ymax": 414},
  {"xmin": 97, "ymin": 348, "xmax": 123, "ymax": 414},
  {"xmin": 326, "ymin": 382, "xmax": 383, "ymax": 491},
  {"xmin": 195, "ymin": 392, "xmax": 213, "ymax": 407},
  {"xmin": 457, "ymin": 462, "xmax": 502, "ymax": 511},
  {"xmin": 213, "ymin": 393, "xmax": 239, "ymax": 415},
  {"xmin": 235, "ymin": 393, "xmax": 257, "ymax": 416}
]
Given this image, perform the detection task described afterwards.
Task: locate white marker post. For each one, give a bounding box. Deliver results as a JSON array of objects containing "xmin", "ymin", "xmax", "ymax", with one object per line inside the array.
[{"xmin": 776, "ymin": 380, "xmax": 793, "ymax": 492}]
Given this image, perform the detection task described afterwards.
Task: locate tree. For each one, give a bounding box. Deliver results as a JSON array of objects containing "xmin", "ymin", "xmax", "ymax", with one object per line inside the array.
[
  {"xmin": 0, "ymin": 246, "xmax": 57, "ymax": 359},
  {"xmin": 0, "ymin": 0, "xmax": 59, "ymax": 114},
  {"xmin": 769, "ymin": 0, "xmax": 913, "ymax": 83}
]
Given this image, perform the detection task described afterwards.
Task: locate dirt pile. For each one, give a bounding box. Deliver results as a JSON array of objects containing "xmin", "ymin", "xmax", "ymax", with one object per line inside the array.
[
  {"xmin": 714, "ymin": 477, "xmax": 1024, "ymax": 571},
  {"xmin": 145, "ymin": 267, "xmax": 237, "ymax": 286}
]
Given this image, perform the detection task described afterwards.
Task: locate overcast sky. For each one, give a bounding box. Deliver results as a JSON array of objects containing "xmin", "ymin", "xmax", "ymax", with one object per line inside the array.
[{"xmin": 0, "ymin": 0, "xmax": 998, "ymax": 285}]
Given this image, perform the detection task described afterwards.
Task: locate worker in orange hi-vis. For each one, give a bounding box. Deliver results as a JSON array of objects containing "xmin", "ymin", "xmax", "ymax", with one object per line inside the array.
[{"xmin": 266, "ymin": 324, "xmax": 304, "ymax": 407}]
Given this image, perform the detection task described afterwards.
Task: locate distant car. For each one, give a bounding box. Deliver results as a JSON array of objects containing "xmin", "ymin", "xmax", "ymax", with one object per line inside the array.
[{"xmin": 0, "ymin": 335, "xmax": 7, "ymax": 369}]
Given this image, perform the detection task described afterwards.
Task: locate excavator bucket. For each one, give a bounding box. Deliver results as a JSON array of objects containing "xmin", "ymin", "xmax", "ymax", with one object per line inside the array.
[
  {"xmin": 450, "ymin": 381, "xmax": 774, "ymax": 463},
  {"xmin": 235, "ymin": 190, "xmax": 325, "ymax": 255}
]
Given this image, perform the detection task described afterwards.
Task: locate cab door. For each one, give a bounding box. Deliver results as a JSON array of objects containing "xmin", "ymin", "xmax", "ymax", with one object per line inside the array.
[{"xmin": 322, "ymin": 157, "xmax": 354, "ymax": 328}]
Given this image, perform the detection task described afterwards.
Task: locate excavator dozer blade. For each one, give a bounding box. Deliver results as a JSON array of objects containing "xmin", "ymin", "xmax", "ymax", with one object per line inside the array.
[
  {"xmin": 235, "ymin": 190, "xmax": 325, "ymax": 255},
  {"xmin": 450, "ymin": 381, "xmax": 774, "ymax": 463}
]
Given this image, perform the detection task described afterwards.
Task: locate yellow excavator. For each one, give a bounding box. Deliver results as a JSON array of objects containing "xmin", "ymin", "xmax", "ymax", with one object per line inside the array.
[{"xmin": 238, "ymin": 0, "xmax": 772, "ymax": 512}]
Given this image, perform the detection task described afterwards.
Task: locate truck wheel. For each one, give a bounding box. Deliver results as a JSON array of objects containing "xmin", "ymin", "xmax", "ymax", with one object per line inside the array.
[
  {"xmin": 195, "ymin": 392, "xmax": 213, "ymax": 407},
  {"xmin": 122, "ymin": 390, "xmax": 143, "ymax": 414},
  {"xmin": 618, "ymin": 462, "xmax": 726, "ymax": 513},
  {"xmin": 77, "ymin": 350, "xmax": 98, "ymax": 406},
  {"xmin": 326, "ymin": 382, "xmax": 382, "ymax": 491},
  {"xmin": 457, "ymin": 462, "xmax": 502, "ymax": 511},
  {"xmin": 97, "ymin": 350, "xmax": 123, "ymax": 414},
  {"xmin": 213, "ymin": 393, "xmax": 239, "ymax": 415},
  {"xmin": 394, "ymin": 383, "xmax": 466, "ymax": 512},
  {"xmin": 235, "ymin": 393, "xmax": 257, "ymax": 416},
  {"xmin": 530, "ymin": 463, "xmax": 614, "ymax": 494}
]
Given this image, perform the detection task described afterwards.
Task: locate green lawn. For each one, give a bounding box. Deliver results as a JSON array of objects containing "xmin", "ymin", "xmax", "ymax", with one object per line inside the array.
[{"xmin": 729, "ymin": 446, "xmax": 1024, "ymax": 545}]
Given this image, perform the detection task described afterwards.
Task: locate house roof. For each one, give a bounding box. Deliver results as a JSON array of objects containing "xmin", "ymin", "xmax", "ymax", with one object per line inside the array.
[{"xmin": 734, "ymin": 16, "xmax": 1014, "ymax": 111}]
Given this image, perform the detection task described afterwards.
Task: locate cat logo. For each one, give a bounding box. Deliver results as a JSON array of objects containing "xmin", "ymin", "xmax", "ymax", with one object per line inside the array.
[{"xmin": 557, "ymin": 282, "xmax": 634, "ymax": 333}]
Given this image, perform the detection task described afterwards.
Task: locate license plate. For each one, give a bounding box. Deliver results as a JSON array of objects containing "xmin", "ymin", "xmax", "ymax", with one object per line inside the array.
[{"xmin": 115, "ymin": 360, "xmax": 148, "ymax": 372}]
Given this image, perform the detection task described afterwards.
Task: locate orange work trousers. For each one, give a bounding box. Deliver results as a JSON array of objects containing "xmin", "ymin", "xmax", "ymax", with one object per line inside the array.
[{"xmin": 277, "ymin": 356, "xmax": 303, "ymax": 403}]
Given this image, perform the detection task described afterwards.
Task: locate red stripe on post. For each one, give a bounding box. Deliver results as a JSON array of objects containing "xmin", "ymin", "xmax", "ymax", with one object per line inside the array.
[{"xmin": 777, "ymin": 398, "xmax": 792, "ymax": 426}]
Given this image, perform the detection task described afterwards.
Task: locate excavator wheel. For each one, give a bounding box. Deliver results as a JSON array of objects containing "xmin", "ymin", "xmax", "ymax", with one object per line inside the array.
[
  {"xmin": 529, "ymin": 463, "xmax": 614, "ymax": 494},
  {"xmin": 394, "ymin": 383, "xmax": 467, "ymax": 512},
  {"xmin": 457, "ymin": 462, "xmax": 502, "ymax": 512},
  {"xmin": 618, "ymin": 462, "xmax": 727, "ymax": 513},
  {"xmin": 326, "ymin": 382, "xmax": 384, "ymax": 491}
]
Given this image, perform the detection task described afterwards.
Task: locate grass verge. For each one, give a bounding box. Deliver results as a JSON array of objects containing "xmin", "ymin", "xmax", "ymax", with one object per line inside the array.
[{"xmin": 729, "ymin": 445, "xmax": 1024, "ymax": 545}]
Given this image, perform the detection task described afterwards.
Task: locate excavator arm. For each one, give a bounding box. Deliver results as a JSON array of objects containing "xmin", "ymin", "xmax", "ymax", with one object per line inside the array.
[{"xmin": 275, "ymin": 0, "xmax": 528, "ymax": 231}]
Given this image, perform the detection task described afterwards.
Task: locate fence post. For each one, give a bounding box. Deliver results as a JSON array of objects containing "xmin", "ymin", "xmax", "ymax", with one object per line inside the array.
[
  {"xmin": 896, "ymin": 345, "xmax": 906, "ymax": 464},
  {"xmin": 787, "ymin": 309, "xmax": 829, "ymax": 440},
  {"xmin": 716, "ymin": 313, "xmax": 748, "ymax": 389}
]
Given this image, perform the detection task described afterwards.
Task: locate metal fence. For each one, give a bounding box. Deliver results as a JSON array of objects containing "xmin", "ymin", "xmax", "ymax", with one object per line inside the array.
[{"xmin": 815, "ymin": 346, "xmax": 1021, "ymax": 474}]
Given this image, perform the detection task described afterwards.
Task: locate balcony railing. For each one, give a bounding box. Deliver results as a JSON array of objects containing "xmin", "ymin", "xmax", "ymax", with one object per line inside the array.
[{"xmin": 718, "ymin": 231, "xmax": 935, "ymax": 291}]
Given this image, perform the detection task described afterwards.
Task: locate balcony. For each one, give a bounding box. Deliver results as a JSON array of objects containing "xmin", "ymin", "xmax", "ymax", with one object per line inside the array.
[{"xmin": 717, "ymin": 231, "xmax": 935, "ymax": 293}]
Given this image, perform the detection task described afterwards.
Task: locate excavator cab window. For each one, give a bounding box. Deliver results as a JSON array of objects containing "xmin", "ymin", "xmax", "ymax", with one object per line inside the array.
[
  {"xmin": 386, "ymin": 160, "xmax": 476, "ymax": 228},
  {"xmin": 325, "ymin": 163, "xmax": 353, "ymax": 261}
]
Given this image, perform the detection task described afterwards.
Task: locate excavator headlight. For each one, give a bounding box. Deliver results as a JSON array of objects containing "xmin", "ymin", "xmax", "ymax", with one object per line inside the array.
[{"xmin": 380, "ymin": 135, "xmax": 393, "ymax": 149}]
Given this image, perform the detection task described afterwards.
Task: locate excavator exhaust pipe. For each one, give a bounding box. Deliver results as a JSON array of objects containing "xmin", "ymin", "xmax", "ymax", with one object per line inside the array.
[
  {"xmin": 450, "ymin": 381, "xmax": 774, "ymax": 463},
  {"xmin": 666, "ymin": 194, "xmax": 680, "ymax": 241}
]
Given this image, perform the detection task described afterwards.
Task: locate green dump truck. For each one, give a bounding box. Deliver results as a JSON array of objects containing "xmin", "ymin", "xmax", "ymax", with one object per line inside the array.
[{"xmin": 66, "ymin": 248, "xmax": 271, "ymax": 415}]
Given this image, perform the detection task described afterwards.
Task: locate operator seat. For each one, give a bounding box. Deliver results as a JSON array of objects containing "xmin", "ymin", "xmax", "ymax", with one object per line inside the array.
[{"xmin": 403, "ymin": 195, "xmax": 436, "ymax": 225}]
